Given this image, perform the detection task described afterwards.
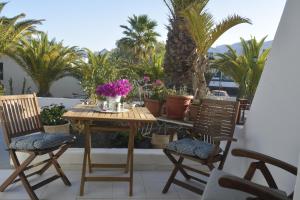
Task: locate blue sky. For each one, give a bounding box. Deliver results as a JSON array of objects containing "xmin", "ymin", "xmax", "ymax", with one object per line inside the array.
[{"xmin": 3, "ymin": 0, "xmax": 286, "ymax": 51}]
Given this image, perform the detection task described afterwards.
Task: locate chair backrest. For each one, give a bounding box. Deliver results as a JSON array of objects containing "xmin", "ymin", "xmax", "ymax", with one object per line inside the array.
[
  {"xmin": 193, "ymin": 99, "xmax": 239, "ymax": 144},
  {"xmin": 0, "ymin": 93, "xmax": 43, "ymax": 146}
]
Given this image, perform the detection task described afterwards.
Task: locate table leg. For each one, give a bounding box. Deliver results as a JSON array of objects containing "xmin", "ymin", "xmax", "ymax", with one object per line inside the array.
[
  {"xmin": 125, "ymin": 148, "xmax": 130, "ymax": 173},
  {"xmin": 88, "ymin": 132, "xmax": 92, "ymax": 173},
  {"xmin": 128, "ymin": 122, "xmax": 136, "ymax": 196},
  {"xmin": 80, "ymin": 123, "xmax": 90, "ymax": 196}
]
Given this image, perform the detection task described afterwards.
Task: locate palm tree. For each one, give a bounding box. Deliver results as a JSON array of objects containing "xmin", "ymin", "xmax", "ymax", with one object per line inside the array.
[
  {"xmin": 163, "ymin": 0, "xmax": 199, "ymax": 88},
  {"xmin": 0, "ymin": 2, "xmax": 42, "ymax": 56},
  {"xmin": 212, "ymin": 36, "xmax": 270, "ymax": 102},
  {"xmin": 117, "ymin": 14, "xmax": 160, "ymax": 61},
  {"xmin": 75, "ymin": 49, "xmax": 118, "ymax": 99},
  {"xmin": 181, "ymin": 1, "xmax": 251, "ymax": 99},
  {"xmin": 9, "ymin": 33, "xmax": 81, "ymax": 97}
]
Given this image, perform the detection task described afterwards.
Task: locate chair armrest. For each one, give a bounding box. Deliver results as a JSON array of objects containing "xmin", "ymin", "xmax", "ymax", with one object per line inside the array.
[
  {"xmin": 219, "ymin": 175, "xmax": 289, "ymax": 200},
  {"xmin": 232, "ymin": 149, "xmax": 297, "ymax": 175},
  {"xmin": 213, "ymin": 136, "xmax": 237, "ymax": 142}
]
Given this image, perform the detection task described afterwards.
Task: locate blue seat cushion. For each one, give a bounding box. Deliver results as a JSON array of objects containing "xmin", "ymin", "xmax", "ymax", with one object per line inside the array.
[
  {"xmin": 166, "ymin": 138, "xmax": 220, "ymax": 159},
  {"xmin": 10, "ymin": 132, "xmax": 76, "ymax": 150}
]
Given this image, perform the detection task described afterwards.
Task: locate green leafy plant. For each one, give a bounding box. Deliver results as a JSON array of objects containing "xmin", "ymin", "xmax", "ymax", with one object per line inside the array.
[
  {"xmin": 167, "ymin": 85, "xmax": 190, "ymax": 96},
  {"xmin": 0, "ymin": 81, "xmax": 4, "ymax": 95},
  {"xmin": 75, "ymin": 49, "xmax": 118, "ymax": 100},
  {"xmin": 41, "ymin": 104, "xmax": 68, "ymax": 126},
  {"xmin": 144, "ymin": 53, "xmax": 165, "ymax": 81},
  {"xmin": 117, "ymin": 14, "xmax": 160, "ymax": 61},
  {"xmin": 0, "ymin": 2, "xmax": 42, "ymax": 56},
  {"xmin": 146, "ymin": 80, "xmax": 167, "ymax": 102},
  {"xmin": 9, "ymin": 33, "xmax": 81, "ymax": 97},
  {"xmin": 163, "ymin": 0, "xmax": 251, "ymax": 99},
  {"xmin": 6, "ymin": 77, "xmax": 32, "ymax": 95}
]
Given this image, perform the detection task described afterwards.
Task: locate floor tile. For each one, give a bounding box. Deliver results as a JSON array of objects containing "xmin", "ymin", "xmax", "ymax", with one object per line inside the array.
[{"xmin": 0, "ymin": 169, "xmax": 202, "ymax": 200}]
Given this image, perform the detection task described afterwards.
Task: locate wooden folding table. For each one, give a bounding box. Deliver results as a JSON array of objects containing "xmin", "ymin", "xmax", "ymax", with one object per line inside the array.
[{"xmin": 63, "ymin": 105, "xmax": 156, "ymax": 196}]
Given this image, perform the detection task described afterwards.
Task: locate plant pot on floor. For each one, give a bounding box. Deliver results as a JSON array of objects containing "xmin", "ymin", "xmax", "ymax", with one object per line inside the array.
[
  {"xmin": 151, "ymin": 133, "xmax": 178, "ymax": 149},
  {"xmin": 144, "ymin": 98, "xmax": 162, "ymax": 117},
  {"xmin": 166, "ymin": 95, "xmax": 193, "ymax": 120},
  {"xmin": 41, "ymin": 104, "xmax": 70, "ymax": 134},
  {"xmin": 44, "ymin": 122, "xmax": 70, "ymax": 134}
]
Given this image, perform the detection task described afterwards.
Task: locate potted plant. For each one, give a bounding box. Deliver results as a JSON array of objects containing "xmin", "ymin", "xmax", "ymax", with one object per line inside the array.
[
  {"xmin": 144, "ymin": 79, "xmax": 167, "ymax": 117},
  {"xmin": 166, "ymin": 86, "xmax": 193, "ymax": 120},
  {"xmin": 96, "ymin": 79, "xmax": 132, "ymax": 110},
  {"xmin": 41, "ymin": 104, "xmax": 70, "ymax": 134}
]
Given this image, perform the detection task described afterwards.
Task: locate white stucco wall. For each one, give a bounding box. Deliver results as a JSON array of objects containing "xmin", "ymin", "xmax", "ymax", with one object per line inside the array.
[
  {"xmin": 225, "ymin": 0, "xmax": 299, "ymax": 193},
  {"xmin": 0, "ymin": 56, "xmax": 37, "ymax": 94},
  {"xmin": 0, "ymin": 56, "xmax": 84, "ymax": 98}
]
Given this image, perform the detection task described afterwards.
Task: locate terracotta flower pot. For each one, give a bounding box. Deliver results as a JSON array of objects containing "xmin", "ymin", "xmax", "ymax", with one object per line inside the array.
[
  {"xmin": 166, "ymin": 95, "xmax": 193, "ymax": 120},
  {"xmin": 144, "ymin": 98, "xmax": 162, "ymax": 117}
]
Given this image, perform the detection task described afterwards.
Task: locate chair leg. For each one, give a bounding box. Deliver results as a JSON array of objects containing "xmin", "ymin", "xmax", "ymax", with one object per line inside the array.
[
  {"xmin": 162, "ymin": 157, "xmax": 183, "ymax": 193},
  {"xmin": 18, "ymin": 171, "xmax": 39, "ymax": 200},
  {"xmin": 6, "ymin": 151, "xmax": 39, "ymax": 200},
  {"xmin": 163, "ymin": 150, "xmax": 191, "ymax": 194},
  {"xmin": 48, "ymin": 152, "xmax": 71, "ymax": 186},
  {"xmin": 0, "ymin": 151, "xmax": 36, "ymax": 192},
  {"xmin": 38, "ymin": 144, "xmax": 70, "ymax": 175},
  {"xmin": 207, "ymin": 163, "xmax": 215, "ymax": 171},
  {"xmin": 164, "ymin": 150, "xmax": 190, "ymax": 180}
]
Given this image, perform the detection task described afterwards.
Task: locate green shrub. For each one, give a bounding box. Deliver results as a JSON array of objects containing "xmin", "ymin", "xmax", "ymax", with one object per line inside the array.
[{"xmin": 41, "ymin": 104, "xmax": 68, "ymax": 125}]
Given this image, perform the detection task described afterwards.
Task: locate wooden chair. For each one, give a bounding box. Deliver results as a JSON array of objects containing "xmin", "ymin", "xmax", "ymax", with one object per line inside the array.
[
  {"xmin": 0, "ymin": 94, "xmax": 75, "ymax": 200},
  {"xmin": 162, "ymin": 99, "xmax": 239, "ymax": 195},
  {"xmin": 236, "ymin": 99, "xmax": 251, "ymax": 125},
  {"xmin": 201, "ymin": 148, "xmax": 297, "ymax": 200}
]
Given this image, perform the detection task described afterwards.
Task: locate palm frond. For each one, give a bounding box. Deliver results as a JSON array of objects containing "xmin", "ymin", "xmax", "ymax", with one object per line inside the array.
[
  {"xmin": 212, "ymin": 36, "xmax": 270, "ymax": 100},
  {"xmin": 10, "ymin": 33, "xmax": 81, "ymax": 96},
  {"xmin": 209, "ymin": 15, "xmax": 251, "ymax": 49}
]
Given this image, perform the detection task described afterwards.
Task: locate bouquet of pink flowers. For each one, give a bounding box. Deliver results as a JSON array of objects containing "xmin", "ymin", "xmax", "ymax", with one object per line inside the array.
[{"xmin": 96, "ymin": 79, "xmax": 132, "ymax": 97}]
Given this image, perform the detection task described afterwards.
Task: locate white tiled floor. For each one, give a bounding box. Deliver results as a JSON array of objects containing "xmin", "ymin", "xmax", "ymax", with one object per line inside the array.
[{"xmin": 0, "ymin": 169, "xmax": 203, "ymax": 200}]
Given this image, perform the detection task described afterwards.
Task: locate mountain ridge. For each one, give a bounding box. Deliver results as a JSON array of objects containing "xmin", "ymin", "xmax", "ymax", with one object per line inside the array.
[{"xmin": 209, "ymin": 40, "xmax": 273, "ymax": 54}]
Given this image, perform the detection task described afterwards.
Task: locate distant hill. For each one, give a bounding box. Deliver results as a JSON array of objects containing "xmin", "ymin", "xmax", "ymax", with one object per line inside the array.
[{"xmin": 209, "ymin": 40, "xmax": 272, "ymax": 54}]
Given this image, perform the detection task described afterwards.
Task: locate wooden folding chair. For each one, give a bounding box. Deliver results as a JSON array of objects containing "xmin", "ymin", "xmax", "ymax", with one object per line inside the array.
[
  {"xmin": 162, "ymin": 99, "xmax": 239, "ymax": 195},
  {"xmin": 201, "ymin": 148, "xmax": 297, "ymax": 200},
  {"xmin": 0, "ymin": 94, "xmax": 75, "ymax": 200}
]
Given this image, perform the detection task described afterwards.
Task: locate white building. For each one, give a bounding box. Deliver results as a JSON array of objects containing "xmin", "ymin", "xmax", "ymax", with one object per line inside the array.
[{"xmin": 0, "ymin": 55, "xmax": 84, "ymax": 98}]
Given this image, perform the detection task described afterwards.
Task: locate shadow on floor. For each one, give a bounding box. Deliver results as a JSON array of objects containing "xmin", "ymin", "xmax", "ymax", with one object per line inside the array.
[{"xmin": 0, "ymin": 129, "xmax": 10, "ymax": 169}]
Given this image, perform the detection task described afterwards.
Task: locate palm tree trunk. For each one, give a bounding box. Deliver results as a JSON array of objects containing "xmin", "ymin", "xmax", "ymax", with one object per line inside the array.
[
  {"xmin": 38, "ymin": 82, "xmax": 51, "ymax": 97},
  {"xmin": 192, "ymin": 55, "xmax": 209, "ymax": 100}
]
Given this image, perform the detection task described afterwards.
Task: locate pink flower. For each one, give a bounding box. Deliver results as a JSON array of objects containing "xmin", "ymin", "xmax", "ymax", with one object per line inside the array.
[
  {"xmin": 144, "ymin": 76, "xmax": 150, "ymax": 83},
  {"xmin": 96, "ymin": 79, "xmax": 132, "ymax": 97},
  {"xmin": 154, "ymin": 79, "xmax": 163, "ymax": 86}
]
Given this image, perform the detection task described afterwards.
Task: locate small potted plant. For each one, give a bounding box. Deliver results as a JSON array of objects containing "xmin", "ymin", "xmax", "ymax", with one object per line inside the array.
[
  {"xmin": 41, "ymin": 104, "xmax": 70, "ymax": 134},
  {"xmin": 144, "ymin": 79, "xmax": 167, "ymax": 117},
  {"xmin": 166, "ymin": 86, "xmax": 193, "ymax": 120}
]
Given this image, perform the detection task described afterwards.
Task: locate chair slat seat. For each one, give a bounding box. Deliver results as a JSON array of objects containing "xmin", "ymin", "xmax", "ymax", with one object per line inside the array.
[{"xmin": 10, "ymin": 132, "xmax": 75, "ymax": 151}]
